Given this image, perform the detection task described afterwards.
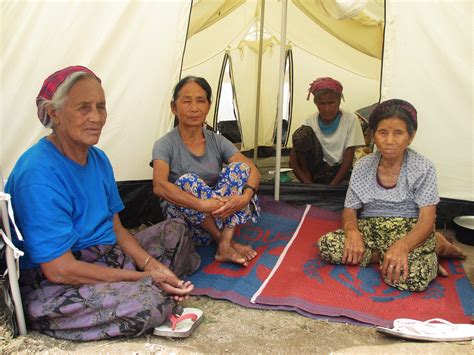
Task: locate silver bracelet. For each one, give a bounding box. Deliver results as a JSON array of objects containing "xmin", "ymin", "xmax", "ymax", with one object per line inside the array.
[{"xmin": 142, "ymin": 255, "xmax": 152, "ymax": 270}]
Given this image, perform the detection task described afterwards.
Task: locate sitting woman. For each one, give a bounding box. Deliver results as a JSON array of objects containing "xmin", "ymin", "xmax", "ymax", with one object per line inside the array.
[
  {"xmin": 318, "ymin": 99, "xmax": 463, "ymax": 291},
  {"xmin": 5, "ymin": 66, "xmax": 200, "ymax": 340},
  {"xmin": 289, "ymin": 77, "xmax": 366, "ymax": 186},
  {"xmin": 152, "ymin": 76, "xmax": 260, "ymax": 267}
]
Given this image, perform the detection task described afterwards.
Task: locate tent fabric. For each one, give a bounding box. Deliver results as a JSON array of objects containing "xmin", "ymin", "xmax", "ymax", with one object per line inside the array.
[
  {"xmin": 182, "ymin": 0, "xmax": 382, "ymax": 150},
  {"xmin": 1, "ymin": 0, "xmax": 472, "ymax": 202},
  {"xmin": 381, "ymin": 1, "xmax": 473, "ymax": 201},
  {"xmin": 1, "ymin": 1, "xmax": 190, "ymax": 182},
  {"xmin": 293, "ymin": 0, "xmax": 384, "ymax": 58}
]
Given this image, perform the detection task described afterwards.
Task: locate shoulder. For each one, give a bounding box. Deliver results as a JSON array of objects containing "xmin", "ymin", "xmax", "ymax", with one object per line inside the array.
[
  {"xmin": 406, "ymin": 149, "xmax": 435, "ymax": 170},
  {"xmin": 88, "ymin": 145, "xmax": 114, "ymax": 171},
  {"xmin": 203, "ymin": 128, "xmax": 218, "ymax": 140},
  {"xmin": 89, "ymin": 145, "xmax": 110, "ymax": 161},
  {"xmin": 153, "ymin": 128, "xmax": 178, "ymax": 150},
  {"xmin": 157, "ymin": 128, "xmax": 178, "ymax": 143},
  {"xmin": 205, "ymin": 129, "xmax": 230, "ymax": 146},
  {"xmin": 8, "ymin": 139, "xmax": 62, "ymax": 191},
  {"xmin": 405, "ymin": 149, "xmax": 437, "ymax": 180},
  {"xmin": 305, "ymin": 113, "xmax": 318, "ymax": 124},
  {"xmin": 13, "ymin": 138, "xmax": 58, "ymax": 175},
  {"xmin": 340, "ymin": 110, "xmax": 360, "ymax": 126},
  {"xmin": 340, "ymin": 110, "xmax": 357, "ymax": 120},
  {"xmin": 354, "ymin": 152, "xmax": 379, "ymax": 170}
]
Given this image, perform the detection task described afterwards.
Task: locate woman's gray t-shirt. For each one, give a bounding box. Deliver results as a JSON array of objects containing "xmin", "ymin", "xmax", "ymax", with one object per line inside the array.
[{"xmin": 152, "ymin": 127, "xmax": 239, "ymax": 187}]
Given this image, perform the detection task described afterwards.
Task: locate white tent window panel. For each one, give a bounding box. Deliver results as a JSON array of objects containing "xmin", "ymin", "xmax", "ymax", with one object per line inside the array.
[
  {"xmin": 214, "ymin": 53, "xmax": 243, "ymax": 145},
  {"xmin": 215, "ymin": 54, "xmax": 240, "ymax": 123},
  {"xmin": 274, "ymin": 49, "xmax": 293, "ymax": 147}
]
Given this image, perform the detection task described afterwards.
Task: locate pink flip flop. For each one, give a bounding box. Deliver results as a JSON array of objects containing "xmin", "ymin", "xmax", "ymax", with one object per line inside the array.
[{"xmin": 153, "ymin": 307, "xmax": 204, "ymax": 338}]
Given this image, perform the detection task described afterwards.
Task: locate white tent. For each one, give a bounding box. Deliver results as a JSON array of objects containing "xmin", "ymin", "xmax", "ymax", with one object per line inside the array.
[
  {"xmin": 182, "ymin": 0, "xmax": 383, "ymax": 150},
  {"xmin": 1, "ymin": 0, "xmax": 472, "ymax": 202}
]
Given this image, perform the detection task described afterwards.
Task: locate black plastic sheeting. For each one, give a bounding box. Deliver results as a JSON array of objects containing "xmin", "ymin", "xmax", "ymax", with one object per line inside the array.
[
  {"xmin": 117, "ymin": 180, "xmax": 164, "ymax": 228},
  {"xmin": 117, "ymin": 180, "xmax": 474, "ymax": 229}
]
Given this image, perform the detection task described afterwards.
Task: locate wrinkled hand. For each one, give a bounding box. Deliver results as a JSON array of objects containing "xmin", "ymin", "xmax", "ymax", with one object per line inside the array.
[
  {"xmin": 212, "ymin": 194, "xmax": 249, "ymax": 219},
  {"xmin": 146, "ymin": 259, "xmax": 175, "ymax": 277},
  {"xmin": 199, "ymin": 196, "xmax": 227, "ymax": 213},
  {"xmin": 149, "ymin": 271, "xmax": 194, "ymax": 301},
  {"xmin": 342, "ymin": 231, "xmax": 365, "ymax": 265},
  {"xmin": 381, "ymin": 240, "xmax": 410, "ymax": 284},
  {"xmin": 146, "ymin": 260, "xmax": 194, "ymax": 301}
]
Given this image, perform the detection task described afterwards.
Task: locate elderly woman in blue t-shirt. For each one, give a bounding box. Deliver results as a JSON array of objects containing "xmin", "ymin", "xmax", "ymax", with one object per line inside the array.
[
  {"xmin": 318, "ymin": 99, "xmax": 463, "ymax": 292},
  {"xmin": 152, "ymin": 76, "xmax": 261, "ymax": 267},
  {"xmin": 6, "ymin": 66, "xmax": 199, "ymax": 340}
]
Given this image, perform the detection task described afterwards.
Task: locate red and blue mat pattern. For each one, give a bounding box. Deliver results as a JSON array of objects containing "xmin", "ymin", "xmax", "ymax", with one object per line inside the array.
[{"xmin": 188, "ymin": 197, "xmax": 473, "ymax": 326}]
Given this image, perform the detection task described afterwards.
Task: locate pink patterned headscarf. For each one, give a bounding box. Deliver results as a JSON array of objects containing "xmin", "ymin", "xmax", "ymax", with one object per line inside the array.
[
  {"xmin": 307, "ymin": 77, "xmax": 344, "ymax": 101},
  {"xmin": 36, "ymin": 65, "xmax": 101, "ymax": 127}
]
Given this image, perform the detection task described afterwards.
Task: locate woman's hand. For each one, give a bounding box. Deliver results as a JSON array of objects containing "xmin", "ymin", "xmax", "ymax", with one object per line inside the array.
[
  {"xmin": 199, "ymin": 196, "xmax": 227, "ymax": 213},
  {"xmin": 212, "ymin": 194, "xmax": 250, "ymax": 219},
  {"xmin": 381, "ymin": 240, "xmax": 410, "ymax": 284},
  {"xmin": 342, "ymin": 231, "xmax": 365, "ymax": 265},
  {"xmin": 145, "ymin": 258, "xmax": 194, "ymax": 301},
  {"xmin": 150, "ymin": 271, "xmax": 194, "ymax": 301}
]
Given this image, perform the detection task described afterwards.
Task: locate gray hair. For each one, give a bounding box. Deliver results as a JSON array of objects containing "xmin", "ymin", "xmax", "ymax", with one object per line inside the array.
[{"xmin": 37, "ymin": 71, "xmax": 98, "ymax": 128}]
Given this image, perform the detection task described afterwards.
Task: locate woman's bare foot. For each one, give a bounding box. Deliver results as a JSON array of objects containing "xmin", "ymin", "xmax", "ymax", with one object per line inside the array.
[
  {"xmin": 438, "ymin": 264, "xmax": 449, "ymax": 277},
  {"xmin": 215, "ymin": 243, "xmax": 248, "ymax": 266},
  {"xmin": 436, "ymin": 232, "xmax": 467, "ymax": 259},
  {"xmin": 232, "ymin": 241, "xmax": 257, "ymax": 261}
]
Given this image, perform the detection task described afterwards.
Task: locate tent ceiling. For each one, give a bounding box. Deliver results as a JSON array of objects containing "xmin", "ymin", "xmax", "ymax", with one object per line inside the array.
[{"xmin": 189, "ymin": 0, "xmax": 384, "ymax": 59}]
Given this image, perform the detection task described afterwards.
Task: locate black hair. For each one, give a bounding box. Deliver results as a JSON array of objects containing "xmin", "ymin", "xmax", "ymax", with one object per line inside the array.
[
  {"xmin": 172, "ymin": 76, "xmax": 212, "ymax": 103},
  {"xmin": 369, "ymin": 103, "xmax": 417, "ymax": 136}
]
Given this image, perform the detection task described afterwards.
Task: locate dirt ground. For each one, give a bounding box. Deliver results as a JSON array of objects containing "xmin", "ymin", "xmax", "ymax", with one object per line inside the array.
[{"xmin": 1, "ymin": 229, "xmax": 473, "ymax": 355}]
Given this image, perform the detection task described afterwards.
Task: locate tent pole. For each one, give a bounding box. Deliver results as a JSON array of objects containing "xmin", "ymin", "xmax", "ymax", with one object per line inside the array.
[
  {"xmin": 253, "ymin": 0, "xmax": 266, "ymax": 163},
  {"xmin": 274, "ymin": 0, "xmax": 288, "ymax": 201}
]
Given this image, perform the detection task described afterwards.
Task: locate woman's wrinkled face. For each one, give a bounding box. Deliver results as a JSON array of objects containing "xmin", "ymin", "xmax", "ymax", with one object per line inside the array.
[
  {"xmin": 50, "ymin": 77, "xmax": 106, "ymax": 148},
  {"xmin": 172, "ymin": 82, "xmax": 210, "ymax": 128},
  {"xmin": 314, "ymin": 91, "xmax": 341, "ymax": 124},
  {"xmin": 373, "ymin": 116, "xmax": 415, "ymax": 161}
]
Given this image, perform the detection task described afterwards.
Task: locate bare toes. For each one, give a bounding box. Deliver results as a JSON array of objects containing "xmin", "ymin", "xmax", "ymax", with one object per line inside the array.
[{"xmin": 215, "ymin": 246, "xmax": 247, "ymax": 266}]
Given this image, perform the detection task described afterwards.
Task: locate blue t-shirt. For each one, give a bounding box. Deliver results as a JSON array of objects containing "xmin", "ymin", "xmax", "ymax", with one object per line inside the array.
[
  {"xmin": 344, "ymin": 149, "xmax": 440, "ymax": 218},
  {"xmin": 5, "ymin": 137, "xmax": 124, "ymax": 269}
]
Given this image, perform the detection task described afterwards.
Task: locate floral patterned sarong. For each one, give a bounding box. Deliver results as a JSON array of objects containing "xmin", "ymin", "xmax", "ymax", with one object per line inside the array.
[{"xmin": 167, "ymin": 162, "xmax": 260, "ymax": 246}]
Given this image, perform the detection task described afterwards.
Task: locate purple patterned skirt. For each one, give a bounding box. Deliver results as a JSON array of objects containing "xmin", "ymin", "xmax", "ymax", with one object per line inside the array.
[{"xmin": 19, "ymin": 219, "xmax": 200, "ymax": 341}]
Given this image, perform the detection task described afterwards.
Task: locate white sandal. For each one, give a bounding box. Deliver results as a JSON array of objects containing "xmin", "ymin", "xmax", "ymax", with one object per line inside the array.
[
  {"xmin": 153, "ymin": 307, "xmax": 203, "ymax": 338},
  {"xmin": 376, "ymin": 318, "xmax": 474, "ymax": 342}
]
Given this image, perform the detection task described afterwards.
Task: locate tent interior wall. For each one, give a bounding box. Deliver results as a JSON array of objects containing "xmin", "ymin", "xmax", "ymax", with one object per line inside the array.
[{"xmin": 1, "ymin": 1, "xmax": 472, "ymax": 229}]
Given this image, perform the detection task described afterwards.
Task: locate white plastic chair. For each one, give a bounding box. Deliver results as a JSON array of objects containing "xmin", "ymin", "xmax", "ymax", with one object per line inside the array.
[{"xmin": 0, "ymin": 168, "xmax": 27, "ymax": 335}]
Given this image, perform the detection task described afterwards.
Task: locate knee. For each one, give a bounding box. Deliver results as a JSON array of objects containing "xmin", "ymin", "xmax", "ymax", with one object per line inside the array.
[
  {"xmin": 292, "ymin": 125, "xmax": 314, "ymax": 151},
  {"xmin": 317, "ymin": 234, "xmax": 331, "ymax": 260},
  {"xmin": 228, "ymin": 161, "xmax": 250, "ymax": 175},
  {"xmin": 383, "ymin": 270, "xmax": 435, "ymax": 292},
  {"xmin": 383, "ymin": 278, "xmax": 430, "ymax": 292},
  {"xmin": 176, "ymin": 173, "xmax": 200, "ymax": 186}
]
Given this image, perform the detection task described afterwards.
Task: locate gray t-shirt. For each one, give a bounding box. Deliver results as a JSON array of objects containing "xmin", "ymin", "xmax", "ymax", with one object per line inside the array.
[
  {"xmin": 152, "ymin": 127, "xmax": 239, "ymax": 187},
  {"xmin": 344, "ymin": 149, "xmax": 440, "ymax": 218}
]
